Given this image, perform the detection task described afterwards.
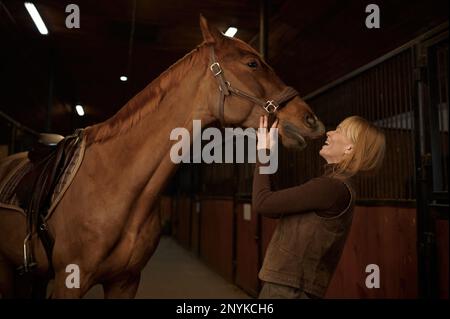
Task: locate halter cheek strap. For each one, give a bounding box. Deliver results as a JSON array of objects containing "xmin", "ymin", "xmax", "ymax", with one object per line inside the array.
[{"xmin": 209, "ymin": 45, "xmax": 299, "ymax": 126}]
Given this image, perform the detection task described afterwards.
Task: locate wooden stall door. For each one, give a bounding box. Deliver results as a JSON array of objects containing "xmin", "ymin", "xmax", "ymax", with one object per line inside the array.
[
  {"xmin": 235, "ymin": 203, "xmax": 260, "ymax": 297},
  {"xmin": 435, "ymin": 218, "xmax": 449, "ymax": 298},
  {"xmin": 190, "ymin": 199, "xmax": 201, "ymax": 256},
  {"xmin": 200, "ymin": 199, "xmax": 234, "ymax": 282},
  {"xmin": 174, "ymin": 195, "xmax": 191, "ymax": 250},
  {"xmin": 159, "ymin": 196, "xmax": 173, "ymax": 235},
  {"xmin": 326, "ymin": 206, "xmax": 418, "ymax": 298}
]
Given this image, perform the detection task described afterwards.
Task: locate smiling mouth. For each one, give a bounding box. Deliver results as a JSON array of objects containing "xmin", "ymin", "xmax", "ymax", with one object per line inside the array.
[{"xmin": 283, "ymin": 122, "xmax": 306, "ymax": 149}]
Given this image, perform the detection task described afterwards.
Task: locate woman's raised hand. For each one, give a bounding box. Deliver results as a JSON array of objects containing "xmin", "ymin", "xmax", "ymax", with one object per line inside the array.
[{"xmin": 257, "ymin": 115, "xmax": 279, "ymax": 150}]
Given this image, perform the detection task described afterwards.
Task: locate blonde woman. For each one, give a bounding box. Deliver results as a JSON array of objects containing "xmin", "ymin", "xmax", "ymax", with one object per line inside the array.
[{"xmin": 254, "ymin": 115, "xmax": 386, "ymax": 299}]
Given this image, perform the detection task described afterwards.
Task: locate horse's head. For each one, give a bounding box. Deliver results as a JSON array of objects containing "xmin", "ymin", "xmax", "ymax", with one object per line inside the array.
[{"xmin": 200, "ymin": 16, "xmax": 324, "ymax": 150}]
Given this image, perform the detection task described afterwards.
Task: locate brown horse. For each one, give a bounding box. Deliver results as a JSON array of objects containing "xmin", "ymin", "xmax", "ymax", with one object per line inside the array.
[{"xmin": 0, "ymin": 16, "xmax": 324, "ymax": 298}]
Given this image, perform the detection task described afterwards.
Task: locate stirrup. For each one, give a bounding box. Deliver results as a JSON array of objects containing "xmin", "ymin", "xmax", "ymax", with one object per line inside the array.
[{"xmin": 17, "ymin": 233, "xmax": 37, "ymax": 275}]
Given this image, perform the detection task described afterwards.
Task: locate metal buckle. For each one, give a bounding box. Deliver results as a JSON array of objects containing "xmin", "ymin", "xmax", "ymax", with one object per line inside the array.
[
  {"xmin": 264, "ymin": 100, "xmax": 278, "ymax": 113},
  {"xmin": 219, "ymin": 81, "xmax": 231, "ymax": 92},
  {"xmin": 210, "ymin": 62, "xmax": 222, "ymax": 76}
]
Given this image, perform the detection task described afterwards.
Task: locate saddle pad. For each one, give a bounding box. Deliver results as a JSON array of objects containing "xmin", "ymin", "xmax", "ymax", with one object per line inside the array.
[
  {"xmin": 0, "ymin": 136, "xmax": 86, "ymax": 219},
  {"xmin": 0, "ymin": 153, "xmax": 32, "ymax": 212}
]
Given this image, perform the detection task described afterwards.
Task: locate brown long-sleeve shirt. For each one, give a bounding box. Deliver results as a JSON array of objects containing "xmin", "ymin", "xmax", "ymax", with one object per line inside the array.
[
  {"xmin": 253, "ymin": 160, "xmax": 356, "ymax": 297},
  {"xmin": 252, "ymin": 161, "xmax": 352, "ymax": 218}
]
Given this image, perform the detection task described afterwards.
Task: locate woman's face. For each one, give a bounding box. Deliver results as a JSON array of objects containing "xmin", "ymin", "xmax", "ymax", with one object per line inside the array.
[{"xmin": 319, "ymin": 125, "xmax": 354, "ymax": 164}]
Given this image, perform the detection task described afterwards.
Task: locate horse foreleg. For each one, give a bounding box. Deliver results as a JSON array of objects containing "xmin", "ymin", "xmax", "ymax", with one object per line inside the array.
[
  {"xmin": 50, "ymin": 270, "xmax": 91, "ymax": 299},
  {"xmin": 102, "ymin": 273, "xmax": 141, "ymax": 299},
  {"xmin": 0, "ymin": 255, "xmax": 49, "ymax": 299}
]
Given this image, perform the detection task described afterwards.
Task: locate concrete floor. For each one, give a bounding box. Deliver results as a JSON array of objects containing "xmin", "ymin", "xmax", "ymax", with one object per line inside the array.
[{"xmin": 83, "ymin": 236, "xmax": 251, "ymax": 299}]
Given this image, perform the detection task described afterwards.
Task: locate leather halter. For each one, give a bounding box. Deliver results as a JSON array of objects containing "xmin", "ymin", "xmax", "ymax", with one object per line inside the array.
[{"xmin": 209, "ymin": 45, "xmax": 299, "ymax": 126}]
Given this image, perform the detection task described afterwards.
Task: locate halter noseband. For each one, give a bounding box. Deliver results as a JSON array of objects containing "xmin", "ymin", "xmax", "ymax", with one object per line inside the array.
[{"xmin": 209, "ymin": 45, "xmax": 299, "ymax": 126}]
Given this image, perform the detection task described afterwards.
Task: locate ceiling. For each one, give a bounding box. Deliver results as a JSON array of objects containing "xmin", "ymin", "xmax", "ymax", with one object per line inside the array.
[{"xmin": 0, "ymin": 0, "xmax": 448, "ymax": 137}]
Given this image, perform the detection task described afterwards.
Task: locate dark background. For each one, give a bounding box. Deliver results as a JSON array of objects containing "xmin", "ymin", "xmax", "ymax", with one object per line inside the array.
[{"xmin": 0, "ymin": 0, "xmax": 447, "ymax": 137}]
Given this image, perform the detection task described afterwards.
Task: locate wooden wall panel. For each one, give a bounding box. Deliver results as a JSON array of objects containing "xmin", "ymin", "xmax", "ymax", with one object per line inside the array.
[
  {"xmin": 200, "ymin": 199, "xmax": 234, "ymax": 282},
  {"xmin": 435, "ymin": 218, "xmax": 449, "ymax": 299},
  {"xmin": 396, "ymin": 207, "xmax": 419, "ymax": 298},
  {"xmin": 190, "ymin": 200, "xmax": 201, "ymax": 256},
  {"xmin": 159, "ymin": 196, "xmax": 172, "ymax": 227},
  {"xmin": 235, "ymin": 203, "xmax": 260, "ymax": 297},
  {"xmin": 175, "ymin": 196, "xmax": 191, "ymax": 250},
  {"xmin": 326, "ymin": 206, "xmax": 418, "ymax": 298},
  {"xmin": 170, "ymin": 197, "xmax": 179, "ymax": 240},
  {"xmin": 180, "ymin": 200, "xmax": 422, "ymax": 298}
]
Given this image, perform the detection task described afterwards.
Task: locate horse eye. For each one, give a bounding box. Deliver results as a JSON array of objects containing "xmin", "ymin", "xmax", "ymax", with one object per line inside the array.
[{"xmin": 247, "ymin": 61, "xmax": 258, "ymax": 68}]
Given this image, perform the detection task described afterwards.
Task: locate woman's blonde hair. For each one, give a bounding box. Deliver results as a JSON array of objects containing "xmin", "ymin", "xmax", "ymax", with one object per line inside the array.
[{"xmin": 327, "ymin": 116, "xmax": 386, "ymax": 178}]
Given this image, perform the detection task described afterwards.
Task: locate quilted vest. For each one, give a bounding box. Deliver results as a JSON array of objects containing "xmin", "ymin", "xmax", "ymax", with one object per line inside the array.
[{"xmin": 258, "ymin": 179, "xmax": 356, "ymax": 298}]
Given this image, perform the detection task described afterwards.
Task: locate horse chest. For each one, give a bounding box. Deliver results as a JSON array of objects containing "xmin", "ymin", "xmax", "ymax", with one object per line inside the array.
[{"xmin": 104, "ymin": 213, "xmax": 161, "ymax": 275}]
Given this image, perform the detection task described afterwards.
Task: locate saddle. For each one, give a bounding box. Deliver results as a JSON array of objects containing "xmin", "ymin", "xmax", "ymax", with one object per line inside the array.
[{"xmin": 14, "ymin": 129, "xmax": 84, "ymax": 274}]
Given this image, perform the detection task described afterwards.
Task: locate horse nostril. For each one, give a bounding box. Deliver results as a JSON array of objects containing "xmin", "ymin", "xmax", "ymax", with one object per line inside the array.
[{"xmin": 305, "ymin": 114, "xmax": 316, "ymax": 128}]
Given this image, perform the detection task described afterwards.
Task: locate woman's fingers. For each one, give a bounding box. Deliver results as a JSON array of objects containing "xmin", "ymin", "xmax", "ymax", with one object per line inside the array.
[
  {"xmin": 271, "ymin": 118, "xmax": 279, "ymax": 129},
  {"xmin": 257, "ymin": 115, "xmax": 279, "ymax": 149},
  {"xmin": 260, "ymin": 115, "xmax": 268, "ymax": 129}
]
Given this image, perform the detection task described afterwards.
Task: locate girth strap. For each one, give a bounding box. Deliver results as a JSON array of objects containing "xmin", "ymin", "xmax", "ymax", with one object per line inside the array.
[{"xmin": 209, "ymin": 45, "xmax": 299, "ymax": 126}]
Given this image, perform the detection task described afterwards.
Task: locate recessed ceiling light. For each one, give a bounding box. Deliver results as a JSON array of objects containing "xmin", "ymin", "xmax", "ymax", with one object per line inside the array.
[
  {"xmin": 120, "ymin": 76, "xmax": 128, "ymax": 82},
  {"xmin": 24, "ymin": 2, "xmax": 48, "ymax": 35},
  {"xmin": 75, "ymin": 104, "xmax": 85, "ymax": 116},
  {"xmin": 224, "ymin": 27, "xmax": 237, "ymax": 37}
]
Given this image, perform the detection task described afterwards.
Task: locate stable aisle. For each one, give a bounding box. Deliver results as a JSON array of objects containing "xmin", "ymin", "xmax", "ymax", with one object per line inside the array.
[{"xmin": 84, "ymin": 236, "xmax": 250, "ymax": 299}]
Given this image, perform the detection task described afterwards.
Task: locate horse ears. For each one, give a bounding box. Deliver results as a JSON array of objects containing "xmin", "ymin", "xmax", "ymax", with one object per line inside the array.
[{"xmin": 199, "ymin": 14, "xmax": 224, "ymax": 45}]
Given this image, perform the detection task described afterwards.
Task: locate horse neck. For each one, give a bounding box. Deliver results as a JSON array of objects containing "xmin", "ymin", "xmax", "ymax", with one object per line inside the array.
[{"xmin": 83, "ymin": 55, "xmax": 214, "ymax": 212}]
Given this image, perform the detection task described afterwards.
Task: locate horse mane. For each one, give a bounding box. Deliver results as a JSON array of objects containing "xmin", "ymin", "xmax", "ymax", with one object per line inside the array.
[{"xmin": 85, "ymin": 44, "xmax": 206, "ymax": 145}]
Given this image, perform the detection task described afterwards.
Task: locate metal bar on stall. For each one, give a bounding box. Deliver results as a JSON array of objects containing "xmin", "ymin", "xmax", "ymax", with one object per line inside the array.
[
  {"xmin": 373, "ymin": 66, "xmax": 381, "ymax": 199},
  {"xmin": 439, "ymin": 45, "xmax": 449, "ymax": 191},
  {"xmin": 406, "ymin": 50, "xmax": 415, "ymax": 200},
  {"xmin": 403, "ymin": 52, "xmax": 411, "ymax": 200},
  {"xmin": 388, "ymin": 58, "xmax": 394, "ymax": 200},
  {"xmin": 413, "ymin": 43, "xmax": 439, "ymax": 299},
  {"xmin": 379, "ymin": 64, "xmax": 387, "ymax": 200},
  {"xmin": 397, "ymin": 53, "xmax": 406, "ymax": 200},
  {"xmin": 397, "ymin": 57, "xmax": 404, "ymax": 200},
  {"xmin": 370, "ymin": 66, "xmax": 380, "ymax": 199},
  {"xmin": 365, "ymin": 73, "xmax": 373, "ymax": 199},
  {"xmin": 355, "ymin": 75, "xmax": 365, "ymax": 198},
  {"xmin": 427, "ymin": 45, "xmax": 444, "ymax": 192},
  {"xmin": 0, "ymin": 110, "xmax": 39, "ymax": 136},
  {"xmin": 304, "ymin": 22, "xmax": 448, "ymax": 102}
]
